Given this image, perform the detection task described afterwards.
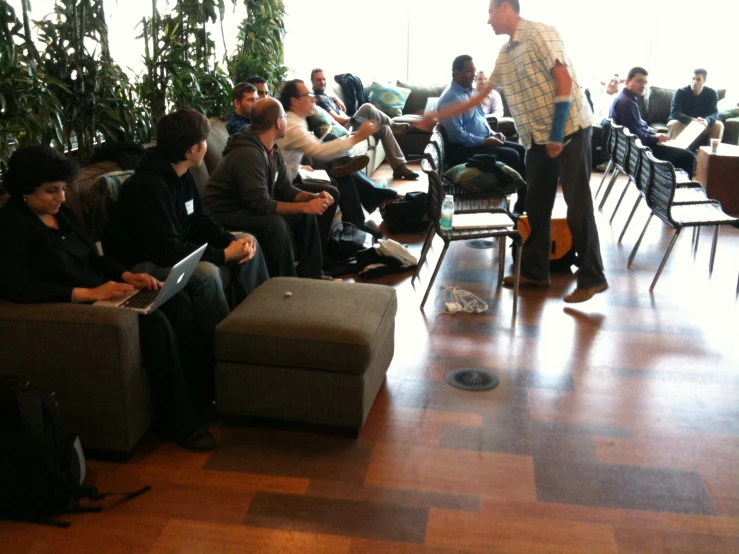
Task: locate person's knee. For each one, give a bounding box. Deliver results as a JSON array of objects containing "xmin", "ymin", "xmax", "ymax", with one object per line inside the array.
[
  {"xmin": 190, "ymin": 262, "xmax": 223, "ymax": 291},
  {"xmin": 711, "ymin": 120, "xmax": 725, "ymax": 139}
]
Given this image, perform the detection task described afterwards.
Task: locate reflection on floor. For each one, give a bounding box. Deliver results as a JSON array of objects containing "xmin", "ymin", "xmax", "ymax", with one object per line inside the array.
[{"xmin": 3, "ymin": 163, "xmax": 739, "ymax": 553}]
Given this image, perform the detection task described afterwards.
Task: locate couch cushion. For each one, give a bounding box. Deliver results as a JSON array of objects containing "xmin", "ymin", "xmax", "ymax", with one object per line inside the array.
[
  {"xmin": 83, "ymin": 170, "xmax": 134, "ymax": 242},
  {"xmin": 216, "ymin": 277, "xmax": 397, "ymax": 375},
  {"xmin": 204, "ymin": 119, "xmax": 229, "ymax": 174},
  {"xmin": 307, "ymin": 105, "xmax": 350, "ymax": 139},
  {"xmin": 646, "ymin": 87, "xmax": 674, "ymax": 124},
  {"xmin": 396, "ymin": 82, "xmax": 446, "ymax": 115},
  {"xmin": 369, "ymin": 82, "xmax": 411, "ymax": 117}
]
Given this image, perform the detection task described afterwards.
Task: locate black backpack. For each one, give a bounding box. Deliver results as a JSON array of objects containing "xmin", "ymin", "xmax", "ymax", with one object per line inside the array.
[
  {"xmin": 380, "ymin": 192, "xmax": 429, "ymax": 233},
  {"xmin": 0, "ymin": 376, "xmax": 149, "ymax": 527}
]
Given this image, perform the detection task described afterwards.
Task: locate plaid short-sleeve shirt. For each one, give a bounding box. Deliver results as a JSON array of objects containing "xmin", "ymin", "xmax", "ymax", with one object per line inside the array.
[{"xmin": 488, "ymin": 18, "xmax": 591, "ymax": 149}]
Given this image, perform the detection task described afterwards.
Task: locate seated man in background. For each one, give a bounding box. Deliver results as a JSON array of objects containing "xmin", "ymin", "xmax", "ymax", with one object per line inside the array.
[
  {"xmin": 278, "ymin": 79, "xmax": 398, "ymax": 235},
  {"xmin": 476, "ymin": 70, "xmax": 504, "ymax": 118},
  {"xmin": 438, "ymin": 55, "xmax": 527, "ymax": 212},
  {"xmin": 103, "ymin": 108, "xmax": 269, "ymax": 347},
  {"xmin": 310, "ymin": 68, "xmax": 419, "ymax": 180},
  {"xmin": 668, "ymin": 68, "xmax": 723, "ymax": 148},
  {"xmin": 204, "ymin": 98, "xmax": 334, "ymax": 280},
  {"xmin": 590, "ymin": 73, "xmax": 620, "ymax": 169},
  {"xmin": 225, "ymin": 82, "xmax": 258, "ymax": 135},
  {"xmin": 609, "ymin": 67, "xmax": 696, "ymax": 177},
  {"xmin": 247, "ymin": 75, "xmax": 270, "ymax": 99}
]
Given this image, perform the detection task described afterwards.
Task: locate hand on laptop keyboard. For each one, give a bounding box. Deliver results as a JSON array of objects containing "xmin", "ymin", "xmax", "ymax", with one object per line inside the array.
[{"xmin": 122, "ymin": 272, "xmax": 163, "ymax": 290}]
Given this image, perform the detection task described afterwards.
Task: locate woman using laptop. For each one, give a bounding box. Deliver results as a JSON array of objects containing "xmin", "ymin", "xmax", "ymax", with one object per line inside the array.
[{"xmin": 0, "ymin": 145, "xmax": 217, "ymax": 452}]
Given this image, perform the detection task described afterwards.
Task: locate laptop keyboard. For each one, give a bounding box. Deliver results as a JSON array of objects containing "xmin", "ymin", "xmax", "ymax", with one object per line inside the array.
[{"xmin": 121, "ymin": 288, "xmax": 160, "ymax": 310}]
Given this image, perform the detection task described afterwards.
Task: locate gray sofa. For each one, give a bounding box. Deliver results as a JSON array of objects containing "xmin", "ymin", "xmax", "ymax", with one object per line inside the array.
[{"xmin": 0, "ymin": 120, "xmax": 234, "ymax": 455}]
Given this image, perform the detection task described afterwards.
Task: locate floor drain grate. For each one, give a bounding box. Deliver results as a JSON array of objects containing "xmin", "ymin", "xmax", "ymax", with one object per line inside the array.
[
  {"xmin": 466, "ymin": 239, "xmax": 497, "ymax": 250},
  {"xmin": 446, "ymin": 369, "xmax": 500, "ymax": 391}
]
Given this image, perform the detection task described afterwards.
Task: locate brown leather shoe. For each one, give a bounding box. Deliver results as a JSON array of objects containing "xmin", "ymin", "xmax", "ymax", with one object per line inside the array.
[
  {"xmin": 563, "ymin": 282, "xmax": 609, "ymax": 303},
  {"xmin": 502, "ymin": 275, "xmax": 550, "ymax": 288},
  {"xmin": 391, "ymin": 123, "xmax": 410, "ymax": 136},
  {"xmin": 392, "ymin": 164, "xmax": 419, "ymax": 180},
  {"xmin": 330, "ymin": 155, "xmax": 370, "ymax": 178}
]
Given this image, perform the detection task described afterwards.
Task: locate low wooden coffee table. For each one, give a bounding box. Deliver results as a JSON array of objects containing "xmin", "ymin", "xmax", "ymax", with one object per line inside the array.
[{"xmin": 695, "ymin": 144, "xmax": 739, "ymax": 215}]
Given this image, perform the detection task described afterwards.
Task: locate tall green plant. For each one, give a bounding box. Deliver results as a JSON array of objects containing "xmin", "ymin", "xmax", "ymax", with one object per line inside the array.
[
  {"xmin": 0, "ymin": 2, "xmax": 66, "ymax": 167},
  {"xmin": 228, "ymin": 0, "xmax": 288, "ymax": 94},
  {"xmin": 139, "ymin": 0, "xmax": 233, "ymax": 120}
]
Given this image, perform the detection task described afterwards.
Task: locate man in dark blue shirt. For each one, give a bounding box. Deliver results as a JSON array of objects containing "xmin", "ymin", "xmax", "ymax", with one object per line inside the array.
[
  {"xmin": 667, "ymin": 69, "xmax": 723, "ymax": 148},
  {"xmin": 225, "ymin": 83, "xmax": 258, "ymax": 135},
  {"xmin": 609, "ymin": 67, "xmax": 695, "ymax": 177}
]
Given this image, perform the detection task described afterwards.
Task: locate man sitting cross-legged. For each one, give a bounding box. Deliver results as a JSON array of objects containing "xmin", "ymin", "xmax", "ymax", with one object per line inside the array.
[
  {"xmin": 226, "ymin": 82, "xmax": 258, "ymax": 135},
  {"xmin": 311, "ymin": 68, "xmax": 420, "ymax": 180},
  {"xmin": 438, "ymin": 55, "xmax": 528, "ymax": 213},
  {"xmin": 103, "ymin": 108, "xmax": 269, "ymax": 351},
  {"xmin": 278, "ymin": 79, "xmax": 398, "ymax": 236},
  {"xmin": 203, "ymin": 98, "xmax": 335, "ymax": 280}
]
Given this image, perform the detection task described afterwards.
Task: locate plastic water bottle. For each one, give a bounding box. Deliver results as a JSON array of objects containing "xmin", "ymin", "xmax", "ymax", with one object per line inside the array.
[
  {"xmin": 377, "ymin": 179, "xmax": 388, "ymax": 189},
  {"xmin": 440, "ymin": 195, "xmax": 454, "ymax": 230}
]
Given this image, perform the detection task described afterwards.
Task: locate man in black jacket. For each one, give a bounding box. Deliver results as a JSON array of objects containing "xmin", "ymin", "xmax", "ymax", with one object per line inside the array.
[
  {"xmin": 203, "ymin": 98, "xmax": 333, "ymax": 279},
  {"xmin": 103, "ymin": 108, "xmax": 269, "ymax": 341}
]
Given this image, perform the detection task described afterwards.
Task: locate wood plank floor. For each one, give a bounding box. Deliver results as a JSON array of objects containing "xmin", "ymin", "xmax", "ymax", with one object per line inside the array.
[{"xmin": 3, "ymin": 162, "xmax": 739, "ymax": 553}]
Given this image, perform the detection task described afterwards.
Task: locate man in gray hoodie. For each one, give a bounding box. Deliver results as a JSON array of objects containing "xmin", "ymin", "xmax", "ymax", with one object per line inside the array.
[{"xmin": 203, "ymin": 98, "xmax": 335, "ymax": 279}]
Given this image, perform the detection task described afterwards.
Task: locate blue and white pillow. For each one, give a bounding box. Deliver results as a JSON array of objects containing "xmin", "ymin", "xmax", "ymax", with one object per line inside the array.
[{"xmin": 369, "ymin": 82, "xmax": 411, "ymax": 117}]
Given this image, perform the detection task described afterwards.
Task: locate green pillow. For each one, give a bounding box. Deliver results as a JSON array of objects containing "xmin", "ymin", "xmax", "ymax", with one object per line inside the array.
[
  {"xmin": 307, "ymin": 106, "xmax": 349, "ymax": 140},
  {"xmin": 719, "ymin": 107, "xmax": 739, "ymax": 120},
  {"xmin": 443, "ymin": 163, "xmax": 522, "ymax": 195},
  {"xmin": 369, "ymin": 82, "xmax": 411, "ymax": 117}
]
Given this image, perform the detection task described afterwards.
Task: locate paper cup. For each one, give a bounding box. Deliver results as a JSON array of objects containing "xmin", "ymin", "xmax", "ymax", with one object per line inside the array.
[{"xmin": 710, "ymin": 138, "xmax": 720, "ymax": 153}]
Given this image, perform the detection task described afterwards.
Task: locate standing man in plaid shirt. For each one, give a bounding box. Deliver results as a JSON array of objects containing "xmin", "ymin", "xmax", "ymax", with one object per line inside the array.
[{"xmin": 434, "ymin": 0, "xmax": 608, "ymax": 303}]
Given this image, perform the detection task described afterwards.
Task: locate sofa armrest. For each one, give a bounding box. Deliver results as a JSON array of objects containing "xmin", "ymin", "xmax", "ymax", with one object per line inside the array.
[
  {"xmin": 723, "ymin": 118, "xmax": 739, "ymax": 146},
  {"xmin": 0, "ymin": 302, "xmax": 150, "ymax": 453}
]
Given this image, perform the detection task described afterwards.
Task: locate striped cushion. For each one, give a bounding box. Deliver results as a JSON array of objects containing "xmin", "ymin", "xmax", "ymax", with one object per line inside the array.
[
  {"xmin": 369, "ymin": 82, "xmax": 411, "ymax": 117},
  {"xmin": 82, "ymin": 170, "xmax": 134, "ymax": 242},
  {"xmin": 307, "ymin": 105, "xmax": 349, "ymax": 140}
]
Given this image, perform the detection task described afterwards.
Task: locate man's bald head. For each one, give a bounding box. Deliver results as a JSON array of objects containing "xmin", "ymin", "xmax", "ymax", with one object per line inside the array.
[{"xmin": 251, "ymin": 98, "xmax": 286, "ymax": 133}]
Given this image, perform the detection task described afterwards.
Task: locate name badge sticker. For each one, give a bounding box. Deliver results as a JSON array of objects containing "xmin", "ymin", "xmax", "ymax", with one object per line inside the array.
[{"xmin": 185, "ymin": 199, "xmax": 194, "ymax": 215}]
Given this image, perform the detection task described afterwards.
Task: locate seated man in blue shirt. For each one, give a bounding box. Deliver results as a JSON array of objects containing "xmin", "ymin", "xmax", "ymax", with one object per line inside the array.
[
  {"xmin": 667, "ymin": 68, "xmax": 724, "ymax": 148},
  {"xmin": 438, "ymin": 55, "xmax": 527, "ymax": 212},
  {"xmin": 609, "ymin": 67, "xmax": 695, "ymax": 177},
  {"xmin": 225, "ymin": 83, "xmax": 258, "ymax": 135}
]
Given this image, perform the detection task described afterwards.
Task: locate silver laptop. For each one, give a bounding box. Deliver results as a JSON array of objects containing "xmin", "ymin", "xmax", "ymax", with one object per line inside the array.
[
  {"xmin": 424, "ymin": 97, "xmax": 440, "ymax": 114},
  {"xmin": 94, "ymin": 244, "xmax": 207, "ymax": 314}
]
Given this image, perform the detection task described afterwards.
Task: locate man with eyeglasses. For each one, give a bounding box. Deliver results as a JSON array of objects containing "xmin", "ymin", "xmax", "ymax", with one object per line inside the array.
[
  {"xmin": 226, "ymin": 82, "xmax": 258, "ymax": 135},
  {"xmin": 310, "ymin": 68, "xmax": 420, "ymax": 180},
  {"xmin": 247, "ymin": 76, "xmax": 270, "ymax": 99},
  {"xmin": 610, "ymin": 67, "xmax": 695, "ymax": 178}
]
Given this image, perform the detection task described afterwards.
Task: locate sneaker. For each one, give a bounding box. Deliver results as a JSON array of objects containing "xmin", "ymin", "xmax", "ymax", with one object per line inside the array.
[
  {"xmin": 563, "ymin": 282, "xmax": 609, "ymax": 303},
  {"xmin": 594, "ymin": 161, "xmax": 609, "ymax": 172},
  {"xmin": 330, "ymin": 155, "xmax": 370, "ymax": 179},
  {"xmin": 502, "ymin": 275, "xmax": 550, "ymax": 288},
  {"xmin": 391, "ymin": 123, "xmax": 410, "ymax": 136},
  {"xmin": 392, "ymin": 164, "xmax": 419, "ymax": 180},
  {"xmin": 176, "ymin": 427, "xmax": 217, "ymax": 452}
]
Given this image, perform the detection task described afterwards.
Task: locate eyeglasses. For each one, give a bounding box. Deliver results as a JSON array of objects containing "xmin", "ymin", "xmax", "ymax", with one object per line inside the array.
[
  {"xmin": 296, "ymin": 93, "xmax": 315, "ymax": 99},
  {"xmin": 256, "ymin": 90, "xmax": 268, "ymax": 98}
]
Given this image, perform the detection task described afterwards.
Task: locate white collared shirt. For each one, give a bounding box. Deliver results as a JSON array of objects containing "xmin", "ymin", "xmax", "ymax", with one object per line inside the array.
[{"xmin": 488, "ymin": 18, "xmax": 591, "ymax": 149}]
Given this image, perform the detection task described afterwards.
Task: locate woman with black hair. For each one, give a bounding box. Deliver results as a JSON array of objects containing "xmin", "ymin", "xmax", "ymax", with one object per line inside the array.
[{"xmin": 0, "ymin": 145, "xmax": 217, "ymax": 452}]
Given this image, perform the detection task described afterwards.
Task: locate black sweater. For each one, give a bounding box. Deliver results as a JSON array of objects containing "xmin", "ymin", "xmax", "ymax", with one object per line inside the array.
[
  {"xmin": 669, "ymin": 85, "xmax": 720, "ymax": 127},
  {"xmin": 103, "ymin": 148, "xmax": 234, "ymax": 268},
  {"xmin": 0, "ymin": 198, "xmax": 125, "ymax": 303}
]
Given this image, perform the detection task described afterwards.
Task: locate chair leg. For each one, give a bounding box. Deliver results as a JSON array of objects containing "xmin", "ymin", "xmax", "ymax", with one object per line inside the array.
[
  {"xmin": 497, "ymin": 235, "xmax": 507, "ymax": 287},
  {"xmin": 595, "ymin": 160, "xmax": 614, "ymax": 198},
  {"xmin": 421, "ymin": 242, "xmax": 450, "ymax": 309},
  {"xmin": 650, "ymin": 228, "xmax": 682, "ymax": 291},
  {"xmin": 609, "ymin": 178, "xmax": 632, "ymax": 224},
  {"xmin": 512, "ymin": 238, "xmax": 522, "ymax": 321},
  {"xmin": 709, "ymin": 226, "xmax": 719, "ymax": 274},
  {"xmin": 692, "ymin": 227, "xmax": 700, "ymax": 255},
  {"xmin": 628, "ymin": 213, "xmax": 653, "ymax": 267},
  {"xmin": 618, "ymin": 196, "xmax": 642, "ymax": 244},
  {"xmin": 412, "ymin": 227, "xmax": 435, "ymax": 283},
  {"xmin": 598, "ymin": 169, "xmax": 621, "ymax": 210}
]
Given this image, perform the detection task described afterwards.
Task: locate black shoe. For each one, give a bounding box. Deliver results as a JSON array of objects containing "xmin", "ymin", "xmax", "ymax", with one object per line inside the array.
[
  {"xmin": 392, "ymin": 164, "xmax": 419, "ymax": 180},
  {"xmin": 330, "ymin": 155, "xmax": 370, "ymax": 178},
  {"xmin": 176, "ymin": 427, "xmax": 217, "ymax": 452}
]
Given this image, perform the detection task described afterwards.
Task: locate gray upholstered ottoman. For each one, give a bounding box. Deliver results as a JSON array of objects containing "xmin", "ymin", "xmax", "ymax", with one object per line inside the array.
[{"xmin": 214, "ymin": 277, "xmax": 397, "ymax": 430}]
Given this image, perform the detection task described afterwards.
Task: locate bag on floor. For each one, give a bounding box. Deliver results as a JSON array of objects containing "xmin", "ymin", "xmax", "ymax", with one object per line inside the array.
[
  {"xmin": 327, "ymin": 221, "xmax": 375, "ymax": 262},
  {"xmin": 516, "ymin": 215, "xmax": 578, "ymax": 272},
  {"xmin": 0, "ymin": 376, "xmax": 149, "ymax": 527},
  {"xmin": 380, "ymin": 192, "xmax": 429, "ymax": 233}
]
